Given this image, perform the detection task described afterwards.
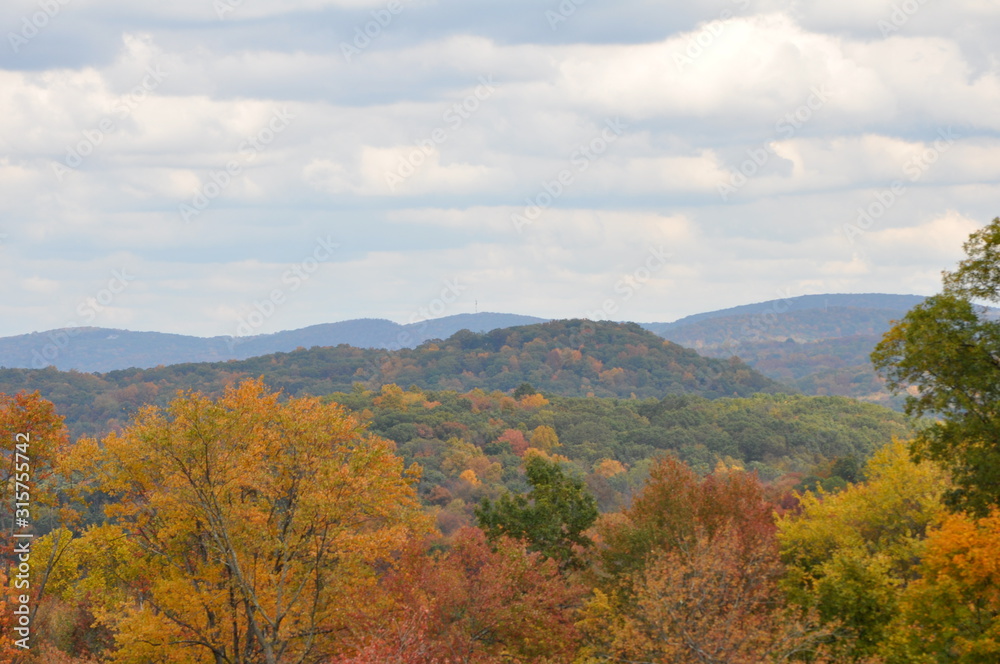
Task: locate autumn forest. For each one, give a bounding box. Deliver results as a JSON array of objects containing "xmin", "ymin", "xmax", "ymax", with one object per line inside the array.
[{"xmin": 5, "ymin": 219, "xmax": 1000, "ymax": 663}]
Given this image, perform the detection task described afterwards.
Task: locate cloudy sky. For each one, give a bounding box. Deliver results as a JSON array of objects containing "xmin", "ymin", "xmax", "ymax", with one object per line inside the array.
[{"xmin": 1, "ymin": 0, "xmax": 998, "ymax": 338}]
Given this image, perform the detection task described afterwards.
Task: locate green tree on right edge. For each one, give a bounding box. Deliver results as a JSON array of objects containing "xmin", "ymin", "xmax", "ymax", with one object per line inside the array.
[{"xmin": 872, "ymin": 216, "xmax": 1000, "ymax": 516}]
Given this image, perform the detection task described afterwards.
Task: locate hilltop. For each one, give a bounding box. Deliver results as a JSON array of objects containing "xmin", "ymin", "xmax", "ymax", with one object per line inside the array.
[{"xmin": 0, "ymin": 320, "xmax": 783, "ymax": 438}]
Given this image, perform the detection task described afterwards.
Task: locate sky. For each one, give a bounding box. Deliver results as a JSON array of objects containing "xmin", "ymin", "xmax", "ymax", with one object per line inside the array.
[{"xmin": 1, "ymin": 0, "xmax": 998, "ymax": 339}]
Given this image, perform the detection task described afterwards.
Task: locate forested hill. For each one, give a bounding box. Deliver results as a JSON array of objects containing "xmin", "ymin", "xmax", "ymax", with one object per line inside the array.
[
  {"xmin": 329, "ymin": 386, "xmax": 913, "ymax": 523},
  {"xmin": 0, "ymin": 320, "xmax": 784, "ymax": 438},
  {"xmin": 642, "ymin": 295, "xmax": 931, "ymax": 406},
  {"xmin": 642, "ymin": 293, "xmax": 926, "ymax": 334}
]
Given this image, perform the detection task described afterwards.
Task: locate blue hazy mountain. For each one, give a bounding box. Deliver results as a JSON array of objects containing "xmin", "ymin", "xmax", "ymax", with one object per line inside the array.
[{"xmin": 2, "ymin": 313, "xmax": 548, "ymax": 372}]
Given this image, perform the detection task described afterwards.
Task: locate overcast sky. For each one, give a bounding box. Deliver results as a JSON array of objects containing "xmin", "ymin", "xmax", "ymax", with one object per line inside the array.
[{"xmin": 1, "ymin": 0, "xmax": 998, "ymax": 338}]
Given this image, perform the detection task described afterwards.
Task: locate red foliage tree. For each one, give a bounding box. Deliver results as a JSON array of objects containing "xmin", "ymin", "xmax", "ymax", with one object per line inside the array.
[
  {"xmin": 589, "ymin": 524, "xmax": 831, "ymax": 664},
  {"xmin": 335, "ymin": 528, "xmax": 584, "ymax": 664},
  {"xmin": 582, "ymin": 456, "xmax": 831, "ymax": 663},
  {"xmin": 496, "ymin": 429, "xmax": 529, "ymax": 457}
]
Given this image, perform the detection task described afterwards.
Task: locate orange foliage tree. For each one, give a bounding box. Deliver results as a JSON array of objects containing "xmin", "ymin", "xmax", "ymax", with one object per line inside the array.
[
  {"xmin": 0, "ymin": 391, "xmax": 72, "ymax": 660},
  {"xmin": 0, "ymin": 391, "xmax": 70, "ymax": 538},
  {"xmin": 595, "ymin": 455, "xmax": 775, "ymax": 584},
  {"xmin": 71, "ymin": 379, "xmax": 429, "ymax": 664},
  {"xmin": 581, "ymin": 456, "xmax": 829, "ymax": 663},
  {"xmin": 885, "ymin": 510, "xmax": 1000, "ymax": 662}
]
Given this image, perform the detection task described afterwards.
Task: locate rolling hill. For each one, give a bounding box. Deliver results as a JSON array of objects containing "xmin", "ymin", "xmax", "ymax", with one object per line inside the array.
[
  {"xmin": 1, "ymin": 293, "xmax": 941, "ymax": 407},
  {"xmin": 0, "ymin": 320, "xmax": 784, "ymax": 438}
]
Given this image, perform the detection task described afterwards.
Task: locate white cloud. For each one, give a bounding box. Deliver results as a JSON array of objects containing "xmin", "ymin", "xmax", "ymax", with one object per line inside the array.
[
  {"xmin": 865, "ymin": 210, "xmax": 981, "ymax": 262},
  {"xmin": 0, "ymin": 4, "xmax": 997, "ymax": 336},
  {"xmin": 20, "ymin": 276, "xmax": 60, "ymax": 294}
]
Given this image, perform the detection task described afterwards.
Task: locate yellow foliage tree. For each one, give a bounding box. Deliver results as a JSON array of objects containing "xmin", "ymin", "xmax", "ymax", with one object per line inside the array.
[
  {"xmin": 593, "ymin": 459, "xmax": 625, "ymax": 479},
  {"xmin": 519, "ymin": 393, "xmax": 549, "ymax": 409},
  {"xmin": 530, "ymin": 425, "xmax": 560, "ymax": 452},
  {"xmin": 459, "ymin": 469, "xmax": 481, "ymax": 487},
  {"xmin": 777, "ymin": 439, "xmax": 950, "ymax": 660}
]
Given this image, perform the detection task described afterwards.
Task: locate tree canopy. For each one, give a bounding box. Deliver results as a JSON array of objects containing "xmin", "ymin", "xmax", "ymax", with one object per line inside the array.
[
  {"xmin": 66, "ymin": 379, "xmax": 429, "ymax": 664},
  {"xmin": 475, "ymin": 453, "xmax": 598, "ymax": 571},
  {"xmin": 873, "ymin": 216, "xmax": 1000, "ymax": 515}
]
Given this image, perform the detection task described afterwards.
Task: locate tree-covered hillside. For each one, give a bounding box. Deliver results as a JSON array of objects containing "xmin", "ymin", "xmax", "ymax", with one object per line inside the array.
[
  {"xmin": 692, "ymin": 334, "xmax": 908, "ymax": 407},
  {"xmin": 649, "ymin": 304, "xmax": 923, "ymax": 406},
  {"xmin": 0, "ymin": 320, "xmax": 785, "ymax": 438},
  {"xmin": 327, "ymin": 384, "xmax": 913, "ymax": 526}
]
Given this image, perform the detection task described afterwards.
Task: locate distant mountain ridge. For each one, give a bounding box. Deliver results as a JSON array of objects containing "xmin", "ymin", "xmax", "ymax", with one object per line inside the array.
[
  {"xmin": 3, "ymin": 313, "xmax": 549, "ymax": 372},
  {"xmin": 641, "ymin": 293, "xmax": 927, "ymax": 336},
  {"xmin": 0, "ymin": 293, "xmax": 924, "ymax": 377},
  {"xmin": 649, "ymin": 307, "xmax": 915, "ymax": 349},
  {"xmin": 1, "ymin": 294, "xmax": 934, "ymax": 397}
]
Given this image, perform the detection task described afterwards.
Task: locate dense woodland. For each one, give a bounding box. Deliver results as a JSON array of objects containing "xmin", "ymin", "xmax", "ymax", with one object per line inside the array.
[
  {"xmin": 703, "ymin": 335, "xmax": 904, "ymax": 407},
  {"xmin": 4, "ymin": 220, "xmax": 1000, "ymax": 663},
  {"xmin": 327, "ymin": 385, "xmax": 910, "ymax": 526},
  {"xmin": 0, "ymin": 382, "xmax": 977, "ymax": 664}
]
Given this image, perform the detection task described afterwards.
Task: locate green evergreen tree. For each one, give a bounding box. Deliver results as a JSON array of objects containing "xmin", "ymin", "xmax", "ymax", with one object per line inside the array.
[{"xmin": 475, "ymin": 454, "xmax": 598, "ymax": 571}]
